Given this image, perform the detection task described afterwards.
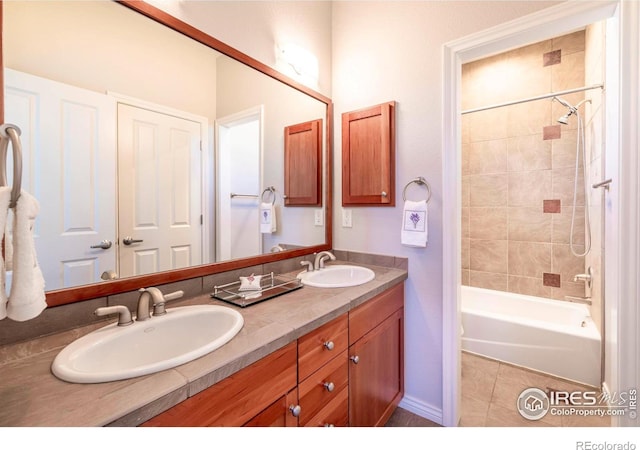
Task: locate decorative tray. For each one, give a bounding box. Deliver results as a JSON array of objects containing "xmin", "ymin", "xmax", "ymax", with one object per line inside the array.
[{"xmin": 210, "ymin": 272, "xmax": 303, "ymax": 308}]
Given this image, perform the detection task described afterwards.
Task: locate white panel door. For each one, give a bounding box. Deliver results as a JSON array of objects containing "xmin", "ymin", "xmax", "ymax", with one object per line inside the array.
[
  {"xmin": 216, "ymin": 108, "xmax": 262, "ymax": 261},
  {"xmin": 4, "ymin": 69, "xmax": 116, "ymax": 290},
  {"xmin": 117, "ymin": 104, "xmax": 202, "ymax": 277}
]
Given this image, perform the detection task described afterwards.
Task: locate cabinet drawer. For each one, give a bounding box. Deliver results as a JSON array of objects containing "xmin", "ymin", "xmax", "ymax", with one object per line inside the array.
[
  {"xmin": 349, "ymin": 283, "xmax": 403, "ymax": 344},
  {"xmin": 298, "ymin": 350, "xmax": 348, "ymax": 426},
  {"xmin": 298, "ymin": 314, "xmax": 348, "ymax": 380},
  {"xmin": 304, "ymin": 387, "xmax": 349, "ymax": 427}
]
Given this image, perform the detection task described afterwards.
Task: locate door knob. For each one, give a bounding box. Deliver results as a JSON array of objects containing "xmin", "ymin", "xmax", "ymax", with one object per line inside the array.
[
  {"xmin": 90, "ymin": 240, "xmax": 112, "ymax": 250},
  {"xmin": 122, "ymin": 236, "xmax": 143, "ymax": 245}
]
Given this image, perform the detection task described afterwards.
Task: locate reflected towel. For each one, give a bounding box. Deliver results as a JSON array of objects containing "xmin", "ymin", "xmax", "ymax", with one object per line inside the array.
[
  {"xmin": 6, "ymin": 190, "xmax": 46, "ymax": 322},
  {"xmin": 401, "ymin": 200, "xmax": 428, "ymax": 247},
  {"xmin": 260, "ymin": 202, "xmax": 277, "ymax": 234},
  {"xmin": 0, "ymin": 187, "xmax": 11, "ymax": 320}
]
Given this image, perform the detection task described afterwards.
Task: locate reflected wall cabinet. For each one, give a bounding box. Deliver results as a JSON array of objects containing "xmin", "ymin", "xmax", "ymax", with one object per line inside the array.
[
  {"xmin": 342, "ymin": 101, "xmax": 396, "ymax": 206},
  {"xmin": 284, "ymin": 119, "xmax": 323, "ymax": 206}
]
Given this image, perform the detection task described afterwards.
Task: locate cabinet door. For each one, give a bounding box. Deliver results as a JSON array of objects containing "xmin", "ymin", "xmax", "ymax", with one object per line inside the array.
[
  {"xmin": 284, "ymin": 119, "xmax": 322, "ymax": 206},
  {"xmin": 349, "ymin": 309, "xmax": 404, "ymax": 427},
  {"xmin": 244, "ymin": 389, "xmax": 299, "ymax": 427},
  {"xmin": 342, "ymin": 101, "xmax": 395, "ymax": 206}
]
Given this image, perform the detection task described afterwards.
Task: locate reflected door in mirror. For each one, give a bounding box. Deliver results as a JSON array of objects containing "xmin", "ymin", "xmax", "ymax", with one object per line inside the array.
[
  {"xmin": 5, "ymin": 69, "xmax": 117, "ymax": 290},
  {"xmin": 117, "ymin": 104, "xmax": 203, "ymax": 277}
]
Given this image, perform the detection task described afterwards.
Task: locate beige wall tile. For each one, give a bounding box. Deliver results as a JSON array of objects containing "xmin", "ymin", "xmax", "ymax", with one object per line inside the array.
[
  {"xmin": 551, "ymin": 281, "xmax": 586, "ymax": 301},
  {"xmin": 508, "ymin": 275, "xmax": 552, "ymax": 298},
  {"xmin": 468, "ymin": 107, "xmax": 509, "ymax": 142},
  {"xmin": 552, "ymin": 30, "xmax": 586, "ymax": 55},
  {"xmin": 507, "ymin": 101, "xmax": 551, "ymax": 138},
  {"xmin": 462, "ymin": 269, "xmax": 470, "ymax": 286},
  {"xmin": 552, "ymin": 129, "xmax": 579, "ymax": 169},
  {"xmin": 461, "ymin": 143, "xmax": 470, "ymax": 176},
  {"xmin": 508, "ymin": 241, "xmax": 552, "ymax": 278},
  {"xmin": 552, "ymin": 51, "xmax": 585, "ymax": 92},
  {"xmin": 468, "ymin": 139, "xmax": 508, "ymax": 174},
  {"xmin": 462, "ymin": 114, "xmax": 470, "ymax": 145},
  {"xmin": 470, "ymin": 207, "xmax": 508, "ymax": 240},
  {"xmin": 462, "ymin": 238, "xmax": 470, "ymax": 270},
  {"xmin": 552, "ymin": 167, "xmax": 585, "ymax": 206},
  {"xmin": 470, "ymin": 240, "xmax": 508, "ymax": 274},
  {"xmin": 462, "ymin": 176, "xmax": 470, "ymax": 207},
  {"xmin": 462, "ymin": 206, "xmax": 470, "ymax": 239},
  {"xmin": 469, "ymin": 270, "xmax": 509, "ymax": 291},
  {"xmin": 508, "ymin": 170, "xmax": 552, "ymax": 207},
  {"xmin": 552, "ymin": 207, "xmax": 585, "ymax": 245},
  {"xmin": 508, "ymin": 207, "xmax": 552, "ymax": 242},
  {"xmin": 552, "ymin": 244, "xmax": 585, "ymax": 282},
  {"xmin": 469, "ymin": 174, "xmax": 508, "ymax": 207},
  {"xmin": 507, "ymin": 134, "xmax": 552, "ymax": 172}
]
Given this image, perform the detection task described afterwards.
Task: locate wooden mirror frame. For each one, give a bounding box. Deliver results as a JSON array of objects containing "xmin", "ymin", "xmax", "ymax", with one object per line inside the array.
[{"xmin": 0, "ymin": 0, "xmax": 333, "ymax": 307}]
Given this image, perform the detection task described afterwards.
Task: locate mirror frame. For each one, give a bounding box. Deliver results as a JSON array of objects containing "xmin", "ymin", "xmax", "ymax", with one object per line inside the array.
[{"xmin": 0, "ymin": 0, "xmax": 333, "ymax": 307}]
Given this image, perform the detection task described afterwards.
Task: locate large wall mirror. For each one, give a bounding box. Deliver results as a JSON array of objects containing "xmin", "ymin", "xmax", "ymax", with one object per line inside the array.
[{"xmin": 1, "ymin": 0, "xmax": 332, "ymax": 306}]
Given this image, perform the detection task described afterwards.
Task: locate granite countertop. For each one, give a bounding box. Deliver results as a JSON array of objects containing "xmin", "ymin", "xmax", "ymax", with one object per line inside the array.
[{"xmin": 0, "ymin": 262, "xmax": 407, "ymax": 427}]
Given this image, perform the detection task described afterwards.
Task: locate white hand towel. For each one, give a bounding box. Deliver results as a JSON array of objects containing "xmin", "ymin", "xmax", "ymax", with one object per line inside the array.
[
  {"xmin": 6, "ymin": 190, "xmax": 46, "ymax": 322},
  {"xmin": 401, "ymin": 199, "xmax": 428, "ymax": 247},
  {"xmin": 0, "ymin": 187, "xmax": 11, "ymax": 320},
  {"xmin": 260, "ymin": 202, "xmax": 277, "ymax": 234}
]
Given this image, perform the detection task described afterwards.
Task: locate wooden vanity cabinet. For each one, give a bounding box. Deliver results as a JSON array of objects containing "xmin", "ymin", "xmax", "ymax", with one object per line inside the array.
[
  {"xmin": 141, "ymin": 283, "xmax": 404, "ymax": 428},
  {"xmin": 142, "ymin": 341, "xmax": 299, "ymax": 427},
  {"xmin": 297, "ymin": 315, "xmax": 349, "ymax": 427},
  {"xmin": 348, "ymin": 283, "xmax": 404, "ymax": 427},
  {"xmin": 284, "ymin": 119, "xmax": 323, "ymax": 206}
]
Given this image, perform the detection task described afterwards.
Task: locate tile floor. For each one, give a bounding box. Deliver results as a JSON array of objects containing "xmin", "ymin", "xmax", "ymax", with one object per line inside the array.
[
  {"xmin": 384, "ymin": 407, "xmax": 440, "ymax": 427},
  {"xmin": 461, "ymin": 351, "xmax": 611, "ymax": 427}
]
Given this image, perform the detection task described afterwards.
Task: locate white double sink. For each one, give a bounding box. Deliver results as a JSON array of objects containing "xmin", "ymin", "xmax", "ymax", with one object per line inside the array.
[{"xmin": 52, "ymin": 265, "xmax": 374, "ymax": 384}]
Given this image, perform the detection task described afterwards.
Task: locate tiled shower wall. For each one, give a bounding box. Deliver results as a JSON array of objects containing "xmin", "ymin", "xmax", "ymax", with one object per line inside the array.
[{"xmin": 461, "ymin": 31, "xmax": 589, "ymax": 302}]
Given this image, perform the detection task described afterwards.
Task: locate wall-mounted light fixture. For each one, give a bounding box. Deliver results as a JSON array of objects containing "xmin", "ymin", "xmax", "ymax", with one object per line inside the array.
[{"xmin": 276, "ymin": 42, "xmax": 319, "ymax": 89}]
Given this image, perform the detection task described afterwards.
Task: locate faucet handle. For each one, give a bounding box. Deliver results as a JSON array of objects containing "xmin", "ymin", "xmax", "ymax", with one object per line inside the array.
[
  {"xmin": 300, "ymin": 261, "xmax": 314, "ymax": 272},
  {"xmin": 163, "ymin": 290, "xmax": 184, "ymax": 302},
  {"xmin": 154, "ymin": 290, "xmax": 184, "ymax": 316},
  {"xmin": 94, "ymin": 305, "xmax": 133, "ymax": 327}
]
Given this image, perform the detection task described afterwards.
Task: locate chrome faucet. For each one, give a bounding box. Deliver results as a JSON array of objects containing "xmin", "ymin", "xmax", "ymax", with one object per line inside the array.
[
  {"xmin": 314, "ymin": 251, "xmax": 336, "ymax": 270},
  {"xmin": 136, "ymin": 287, "xmax": 184, "ymax": 321},
  {"xmin": 572, "ymin": 267, "xmax": 593, "ymax": 299},
  {"xmin": 300, "ymin": 260, "xmax": 314, "ymax": 272}
]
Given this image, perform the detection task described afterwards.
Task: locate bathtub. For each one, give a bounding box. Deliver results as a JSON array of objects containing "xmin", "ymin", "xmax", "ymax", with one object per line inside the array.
[{"xmin": 461, "ymin": 285, "xmax": 601, "ymax": 387}]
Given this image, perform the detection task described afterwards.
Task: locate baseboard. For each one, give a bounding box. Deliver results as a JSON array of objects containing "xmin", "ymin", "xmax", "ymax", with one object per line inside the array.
[{"xmin": 398, "ymin": 395, "xmax": 443, "ymax": 426}]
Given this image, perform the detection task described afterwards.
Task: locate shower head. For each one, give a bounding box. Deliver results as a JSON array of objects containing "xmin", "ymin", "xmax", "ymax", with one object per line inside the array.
[
  {"xmin": 557, "ymin": 110, "xmax": 573, "ymax": 125},
  {"xmin": 552, "ymin": 96, "xmax": 577, "ymax": 125}
]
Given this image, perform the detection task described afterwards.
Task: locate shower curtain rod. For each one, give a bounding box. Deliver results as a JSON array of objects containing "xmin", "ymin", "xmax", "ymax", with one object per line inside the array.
[{"xmin": 461, "ymin": 83, "xmax": 604, "ymax": 115}]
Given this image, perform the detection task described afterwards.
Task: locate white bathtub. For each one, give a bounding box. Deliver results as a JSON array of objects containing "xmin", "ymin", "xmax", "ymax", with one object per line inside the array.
[{"xmin": 461, "ymin": 285, "xmax": 601, "ymax": 387}]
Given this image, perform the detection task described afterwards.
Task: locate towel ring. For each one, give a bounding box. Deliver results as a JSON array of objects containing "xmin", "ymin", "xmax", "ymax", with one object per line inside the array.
[
  {"xmin": 402, "ymin": 177, "xmax": 431, "ymax": 203},
  {"xmin": 0, "ymin": 124, "xmax": 23, "ymax": 209},
  {"xmin": 261, "ymin": 186, "xmax": 276, "ymax": 205}
]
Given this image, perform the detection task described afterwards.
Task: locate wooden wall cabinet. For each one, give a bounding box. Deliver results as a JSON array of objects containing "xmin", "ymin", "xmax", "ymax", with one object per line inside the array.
[
  {"xmin": 284, "ymin": 119, "xmax": 323, "ymax": 206},
  {"xmin": 342, "ymin": 101, "xmax": 396, "ymax": 206},
  {"xmin": 141, "ymin": 284, "xmax": 404, "ymax": 428}
]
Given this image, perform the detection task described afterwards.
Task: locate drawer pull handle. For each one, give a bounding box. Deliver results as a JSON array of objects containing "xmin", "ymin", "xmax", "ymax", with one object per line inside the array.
[
  {"xmin": 289, "ymin": 404, "xmax": 302, "ymax": 417},
  {"xmin": 350, "ymin": 355, "xmax": 360, "ymax": 364},
  {"xmin": 323, "ymin": 341, "xmax": 335, "ymax": 351},
  {"xmin": 324, "ymin": 423, "xmax": 335, "ymax": 427},
  {"xmin": 323, "ymin": 381, "xmax": 335, "ymax": 392}
]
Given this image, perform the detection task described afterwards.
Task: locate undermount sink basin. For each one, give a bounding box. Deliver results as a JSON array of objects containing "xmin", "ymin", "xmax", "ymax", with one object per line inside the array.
[
  {"xmin": 52, "ymin": 305, "xmax": 243, "ymax": 383},
  {"xmin": 297, "ymin": 265, "xmax": 375, "ymax": 288}
]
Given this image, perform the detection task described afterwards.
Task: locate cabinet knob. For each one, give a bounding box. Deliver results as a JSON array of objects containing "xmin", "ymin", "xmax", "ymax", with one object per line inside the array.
[
  {"xmin": 323, "ymin": 341, "xmax": 335, "ymax": 351},
  {"xmin": 381, "ymin": 191, "xmax": 388, "ymax": 197},
  {"xmin": 323, "ymin": 381, "xmax": 335, "ymax": 392},
  {"xmin": 324, "ymin": 423, "xmax": 335, "ymax": 427},
  {"xmin": 289, "ymin": 404, "xmax": 302, "ymax": 417},
  {"xmin": 350, "ymin": 355, "xmax": 360, "ymax": 364}
]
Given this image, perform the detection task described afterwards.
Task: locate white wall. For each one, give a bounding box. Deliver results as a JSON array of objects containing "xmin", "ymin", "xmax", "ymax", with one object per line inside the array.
[
  {"xmin": 148, "ymin": 0, "xmax": 333, "ymax": 97},
  {"xmin": 331, "ymin": 1, "xmax": 560, "ymax": 420}
]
